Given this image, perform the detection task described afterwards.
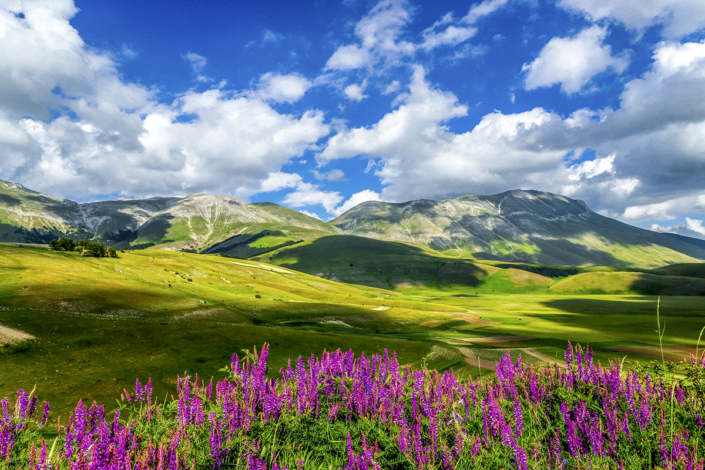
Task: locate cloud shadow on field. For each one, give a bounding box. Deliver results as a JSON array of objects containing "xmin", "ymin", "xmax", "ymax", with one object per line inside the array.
[{"xmin": 267, "ymin": 235, "xmax": 485, "ymax": 290}]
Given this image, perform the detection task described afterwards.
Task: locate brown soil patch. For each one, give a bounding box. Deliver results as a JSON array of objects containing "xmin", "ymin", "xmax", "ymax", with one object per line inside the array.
[{"xmin": 0, "ymin": 324, "xmax": 34, "ymax": 345}]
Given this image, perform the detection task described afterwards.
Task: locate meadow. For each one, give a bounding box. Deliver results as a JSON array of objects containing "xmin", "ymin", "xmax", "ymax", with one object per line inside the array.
[
  {"xmin": 3, "ymin": 343, "xmax": 705, "ymax": 469},
  {"xmin": 1, "ymin": 242, "xmax": 705, "ymax": 426}
]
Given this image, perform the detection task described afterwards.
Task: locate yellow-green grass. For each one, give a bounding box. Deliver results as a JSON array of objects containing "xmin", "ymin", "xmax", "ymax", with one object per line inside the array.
[
  {"xmin": 2, "ymin": 243, "xmax": 705, "ymax": 420},
  {"xmin": 259, "ymin": 235, "xmax": 705, "ymax": 298},
  {"xmin": 549, "ymin": 271, "xmax": 705, "ymax": 295}
]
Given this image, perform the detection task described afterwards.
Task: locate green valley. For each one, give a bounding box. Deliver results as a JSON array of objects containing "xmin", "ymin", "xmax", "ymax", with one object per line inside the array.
[{"xmin": 2, "ymin": 242, "xmax": 705, "ymax": 421}]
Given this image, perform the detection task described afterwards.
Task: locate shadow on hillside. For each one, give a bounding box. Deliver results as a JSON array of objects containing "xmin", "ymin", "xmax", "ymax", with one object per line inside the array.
[
  {"xmin": 25, "ymin": 194, "xmax": 57, "ymax": 205},
  {"xmin": 541, "ymin": 297, "xmax": 705, "ymax": 317},
  {"xmin": 0, "ymin": 194, "xmax": 21, "ymax": 206},
  {"xmin": 628, "ymin": 275, "xmax": 705, "ymax": 296},
  {"xmin": 136, "ymin": 214, "xmax": 174, "ymax": 242},
  {"xmin": 0, "ymin": 223, "xmax": 60, "ymax": 244},
  {"xmin": 271, "ymin": 235, "xmax": 485, "ymax": 290}
]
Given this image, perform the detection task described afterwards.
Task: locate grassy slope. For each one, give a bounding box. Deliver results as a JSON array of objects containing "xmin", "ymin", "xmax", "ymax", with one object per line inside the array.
[
  {"xmin": 255, "ymin": 235, "xmax": 705, "ymax": 296},
  {"xmin": 2, "ymin": 243, "xmax": 705, "ymax": 420}
]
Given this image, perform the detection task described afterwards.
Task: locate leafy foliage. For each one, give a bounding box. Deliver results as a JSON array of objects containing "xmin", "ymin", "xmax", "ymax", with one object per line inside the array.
[{"xmin": 49, "ymin": 237, "xmax": 76, "ymax": 252}]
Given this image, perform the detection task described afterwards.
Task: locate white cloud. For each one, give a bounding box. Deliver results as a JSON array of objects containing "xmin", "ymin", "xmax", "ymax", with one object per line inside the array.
[
  {"xmin": 185, "ymin": 52, "xmax": 207, "ymax": 73},
  {"xmin": 567, "ymin": 153, "xmax": 616, "ymax": 180},
  {"xmin": 260, "ymin": 172, "xmax": 302, "ymax": 193},
  {"xmin": 624, "ymin": 195, "xmax": 705, "ymax": 221},
  {"xmin": 312, "ymin": 169, "xmax": 346, "ymax": 181},
  {"xmin": 523, "ymin": 26, "xmax": 629, "ymax": 94},
  {"xmin": 320, "ymin": 65, "xmax": 568, "ymax": 201},
  {"xmin": 262, "ymin": 29, "xmax": 284, "ymax": 43},
  {"xmin": 344, "ymin": 82, "xmax": 368, "ymax": 101},
  {"xmin": 256, "ymin": 72, "xmax": 312, "ymax": 104},
  {"xmin": 298, "ymin": 209, "xmax": 323, "ymax": 220},
  {"xmin": 325, "ymin": 45, "xmax": 372, "ymax": 71},
  {"xmin": 0, "ymin": 0, "xmax": 330, "ymax": 201},
  {"xmin": 650, "ymin": 218, "xmax": 705, "ymax": 240},
  {"xmin": 332, "ymin": 189, "xmax": 381, "ymax": 217},
  {"xmin": 462, "ymin": 0, "xmax": 509, "ymax": 24},
  {"xmin": 325, "ymin": 0, "xmax": 415, "ymax": 71},
  {"xmin": 557, "ymin": 0, "xmax": 705, "ymax": 39},
  {"xmin": 282, "ymin": 182, "xmax": 343, "ymax": 214},
  {"xmin": 419, "ymin": 24, "xmax": 477, "ymax": 51},
  {"xmin": 282, "ymin": 184, "xmax": 379, "ymax": 217},
  {"xmin": 383, "ymin": 80, "xmax": 401, "ymax": 94},
  {"xmin": 325, "ymin": 0, "xmax": 481, "ymax": 74}
]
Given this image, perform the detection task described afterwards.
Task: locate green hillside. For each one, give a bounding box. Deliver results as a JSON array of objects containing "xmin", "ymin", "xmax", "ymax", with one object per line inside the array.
[{"xmin": 2, "ymin": 243, "xmax": 705, "ymax": 419}]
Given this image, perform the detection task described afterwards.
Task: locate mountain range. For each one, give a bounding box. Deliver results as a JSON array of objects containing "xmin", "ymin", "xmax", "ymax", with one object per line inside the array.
[{"xmin": 1, "ymin": 178, "xmax": 704, "ymax": 269}]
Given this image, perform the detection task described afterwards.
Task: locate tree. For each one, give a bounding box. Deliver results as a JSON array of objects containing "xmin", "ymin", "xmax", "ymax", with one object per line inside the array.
[
  {"xmin": 82, "ymin": 241, "xmax": 106, "ymax": 257},
  {"xmin": 49, "ymin": 237, "xmax": 75, "ymax": 251}
]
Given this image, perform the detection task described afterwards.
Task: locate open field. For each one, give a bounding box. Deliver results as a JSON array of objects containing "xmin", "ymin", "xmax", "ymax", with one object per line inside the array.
[{"xmin": 1, "ymin": 243, "xmax": 705, "ymax": 420}]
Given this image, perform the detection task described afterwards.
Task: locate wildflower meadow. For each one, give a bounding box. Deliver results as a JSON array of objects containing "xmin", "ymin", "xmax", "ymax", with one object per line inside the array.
[{"xmin": 3, "ymin": 342, "xmax": 705, "ymax": 469}]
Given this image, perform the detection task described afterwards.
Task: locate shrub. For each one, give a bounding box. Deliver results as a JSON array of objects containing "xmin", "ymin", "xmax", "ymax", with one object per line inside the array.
[{"xmin": 48, "ymin": 237, "xmax": 75, "ymax": 252}]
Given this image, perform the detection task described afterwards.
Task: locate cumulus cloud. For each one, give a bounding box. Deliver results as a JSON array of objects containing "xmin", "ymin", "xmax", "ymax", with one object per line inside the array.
[
  {"xmin": 623, "ymin": 195, "xmax": 705, "ymax": 222},
  {"xmin": 344, "ymin": 82, "xmax": 368, "ymax": 101},
  {"xmin": 255, "ymin": 72, "xmax": 312, "ymax": 104},
  {"xmin": 567, "ymin": 153, "xmax": 616, "ymax": 180},
  {"xmin": 325, "ymin": 0, "xmax": 483, "ymax": 74},
  {"xmin": 326, "ymin": 44, "xmax": 373, "ymax": 71},
  {"xmin": 523, "ymin": 26, "xmax": 629, "ymax": 94},
  {"xmin": 282, "ymin": 182, "xmax": 343, "ymax": 214},
  {"xmin": 325, "ymin": 0, "xmax": 414, "ymax": 71},
  {"xmin": 281, "ymin": 184, "xmax": 379, "ymax": 217},
  {"xmin": 332, "ymin": 189, "xmax": 381, "ymax": 217},
  {"xmin": 259, "ymin": 172, "xmax": 302, "ymax": 193},
  {"xmin": 651, "ymin": 217, "xmax": 705, "ymax": 240},
  {"xmin": 298, "ymin": 209, "xmax": 323, "ymax": 220},
  {"xmin": 0, "ymin": 0, "xmax": 153, "ymax": 120},
  {"xmin": 557, "ymin": 0, "xmax": 705, "ymax": 39},
  {"xmin": 0, "ymin": 0, "xmax": 329, "ymax": 200},
  {"xmin": 317, "ymin": 38, "xmax": 705, "ymax": 222},
  {"xmin": 320, "ymin": 65, "xmax": 568, "ymax": 201}
]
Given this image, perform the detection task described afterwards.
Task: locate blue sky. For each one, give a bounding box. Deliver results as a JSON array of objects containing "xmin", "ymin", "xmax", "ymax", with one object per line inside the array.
[{"xmin": 1, "ymin": 0, "xmax": 705, "ymax": 238}]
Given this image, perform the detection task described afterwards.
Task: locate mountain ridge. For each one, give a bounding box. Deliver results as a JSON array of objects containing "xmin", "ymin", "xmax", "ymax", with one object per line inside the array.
[
  {"xmin": 0, "ymin": 179, "xmax": 337, "ymax": 254},
  {"xmin": 1, "ymin": 180, "xmax": 704, "ymax": 268}
]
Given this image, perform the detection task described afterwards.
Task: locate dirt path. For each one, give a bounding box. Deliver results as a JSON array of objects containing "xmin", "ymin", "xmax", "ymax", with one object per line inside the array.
[
  {"xmin": 0, "ymin": 324, "xmax": 34, "ymax": 345},
  {"xmin": 456, "ymin": 347, "xmax": 497, "ymax": 371},
  {"xmin": 519, "ymin": 348, "xmax": 567, "ymax": 369}
]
